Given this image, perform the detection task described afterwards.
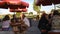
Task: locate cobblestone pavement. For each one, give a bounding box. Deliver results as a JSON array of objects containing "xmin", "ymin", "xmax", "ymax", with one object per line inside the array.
[
  {"xmin": 0, "ymin": 31, "xmax": 14, "ymax": 34},
  {"xmin": 0, "ymin": 31, "xmax": 26, "ymax": 34}
]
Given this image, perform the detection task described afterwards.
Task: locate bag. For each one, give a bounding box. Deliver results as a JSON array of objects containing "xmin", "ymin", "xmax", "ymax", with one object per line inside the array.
[
  {"xmin": 41, "ymin": 29, "xmax": 47, "ymax": 33},
  {"xmin": 21, "ymin": 24, "xmax": 28, "ymax": 31},
  {"xmin": 19, "ymin": 20, "xmax": 28, "ymax": 32},
  {"xmin": 13, "ymin": 26, "xmax": 19, "ymax": 32}
]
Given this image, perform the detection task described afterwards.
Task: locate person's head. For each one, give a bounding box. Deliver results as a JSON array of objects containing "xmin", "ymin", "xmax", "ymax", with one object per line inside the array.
[
  {"xmin": 21, "ymin": 14, "xmax": 26, "ymax": 19},
  {"xmin": 53, "ymin": 10, "xmax": 59, "ymax": 15},
  {"xmin": 41, "ymin": 13, "xmax": 48, "ymax": 20},
  {"xmin": 42, "ymin": 11, "xmax": 46, "ymax": 15},
  {"xmin": 12, "ymin": 14, "xmax": 17, "ymax": 19},
  {"xmin": 3, "ymin": 15, "xmax": 10, "ymax": 21},
  {"xmin": 36, "ymin": 15, "xmax": 39, "ymax": 20},
  {"xmin": 13, "ymin": 14, "xmax": 16, "ymax": 17}
]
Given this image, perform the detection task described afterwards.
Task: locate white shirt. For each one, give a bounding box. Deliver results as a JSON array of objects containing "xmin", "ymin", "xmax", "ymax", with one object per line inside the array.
[
  {"xmin": 2, "ymin": 20, "xmax": 11, "ymax": 28},
  {"xmin": 23, "ymin": 17, "xmax": 30, "ymax": 27}
]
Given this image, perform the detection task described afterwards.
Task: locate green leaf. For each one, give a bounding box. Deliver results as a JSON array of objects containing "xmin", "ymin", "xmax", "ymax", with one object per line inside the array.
[{"xmin": 33, "ymin": 0, "xmax": 41, "ymax": 12}]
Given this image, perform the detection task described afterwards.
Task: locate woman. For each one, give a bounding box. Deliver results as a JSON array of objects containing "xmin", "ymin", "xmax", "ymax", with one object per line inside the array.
[
  {"xmin": 2, "ymin": 15, "xmax": 10, "ymax": 31},
  {"xmin": 20, "ymin": 14, "xmax": 30, "ymax": 34},
  {"xmin": 38, "ymin": 13, "xmax": 49, "ymax": 34},
  {"xmin": 48, "ymin": 12, "xmax": 53, "ymax": 31},
  {"xmin": 52, "ymin": 10, "xmax": 60, "ymax": 30},
  {"xmin": 11, "ymin": 14, "xmax": 19, "ymax": 34},
  {"xmin": 25, "ymin": 16, "xmax": 41, "ymax": 34},
  {"xmin": 22, "ymin": 14, "xmax": 30, "ymax": 27}
]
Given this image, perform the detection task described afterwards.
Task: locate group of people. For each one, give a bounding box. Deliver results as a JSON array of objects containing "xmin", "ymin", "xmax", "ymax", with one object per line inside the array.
[
  {"xmin": 1, "ymin": 14, "xmax": 30, "ymax": 34},
  {"xmin": 1, "ymin": 10, "xmax": 60, "ymax": 34},
  {"xmin": 38, "ymin": 10, "xmax": 60, "ymax": 34}
]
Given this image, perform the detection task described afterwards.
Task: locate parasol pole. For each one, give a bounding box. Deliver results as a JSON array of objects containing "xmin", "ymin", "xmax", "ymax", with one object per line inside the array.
[
  {"xmin": 54, "ymin": 4, "xmax": 56, "ymax": 10},
  {"xmin": 14, "ymin": 9, "xmax": 16, "ymax": 15},
  {"xmin": 14, "ymin": 12, "xmax": 16, "ymax": 15}
]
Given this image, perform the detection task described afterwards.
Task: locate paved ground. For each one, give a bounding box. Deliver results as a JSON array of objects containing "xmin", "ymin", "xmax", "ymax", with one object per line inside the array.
[
  {"xmin": 0, "ymin": 31, "xmax": 14, "ymax": 34},
  {"xmin": 0, "ymin": 31, "xmax": 25, "ymax": 34}
]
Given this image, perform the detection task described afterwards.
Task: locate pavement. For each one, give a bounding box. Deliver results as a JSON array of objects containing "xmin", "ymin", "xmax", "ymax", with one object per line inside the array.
[
  {"xmin": 0, "ymin": 31, "xmax": 25, "ymax": 34},
  {"xmin": 0, "ymin": 31, "xmax": 14, "ymax": 34}
]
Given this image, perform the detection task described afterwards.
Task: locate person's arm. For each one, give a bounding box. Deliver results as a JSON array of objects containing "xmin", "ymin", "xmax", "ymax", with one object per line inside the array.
[{"xmin": 24, "ymin": 18, "xmax": 30, "ymax": 27}]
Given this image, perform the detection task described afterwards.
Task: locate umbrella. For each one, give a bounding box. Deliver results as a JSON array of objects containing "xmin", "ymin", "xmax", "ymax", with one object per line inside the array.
[
  {"xmin": 10, "ymin": 8, "xmax": 27, "ymax": 12},
  {"xmin": 0, "ymin": 0, "xmax": 29, "ymax": 9},
  {"xmin": 4, "ymin": 0, "xmax": 21, "ymax": 9},
  {"xmin": 36, "ymin": 0, "xmax": 60, "ymax": 6},
  {"xmin": 7, "ymin": 1, "xmax": 29, "ymax": 9},
  {"xmin": 21, "ymin": 1, "xmax": 29, "ymax": 8},
  {"xmin": 52, "ymin": 0, "xmax": 60, "ymax": 4},
  {"xmin": 5, "ymin": 0, "xmax": 21, "ymax": 5},
  {"xmin": 18, "ymin": 8, "xmax": 27, "ymax": 12},
  {"xmin": 18, "ymin": 1, "xmax": 29, "ymax": 9},
  {"xmin": 4, "ymin": 0, "xmax": 21, "ymax": 3},
  {"xmin": 5, "ymin": 0, "xmax": 29, "ymax": 9},
  {"xmin": 36, "ymin": 0, "xmax": 52, "ymax": 6},
  {"xmin": 42, "ymin": 0, "xmax": 52, "ymax": 6},
  {"xmin": 0, "ymin": 1, "xmax": 8, "ymax": 9}
]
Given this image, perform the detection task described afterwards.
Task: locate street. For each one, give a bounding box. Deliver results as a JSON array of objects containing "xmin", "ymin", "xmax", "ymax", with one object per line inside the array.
[{"xmin": 0, "ymin": 31, "xmax": 14, "ymax": 34}]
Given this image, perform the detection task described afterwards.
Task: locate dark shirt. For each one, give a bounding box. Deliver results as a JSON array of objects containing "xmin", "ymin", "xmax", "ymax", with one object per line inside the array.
[{"xmin": 38, "ymin": 17, "xmax": 49, "ymax": 30}]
